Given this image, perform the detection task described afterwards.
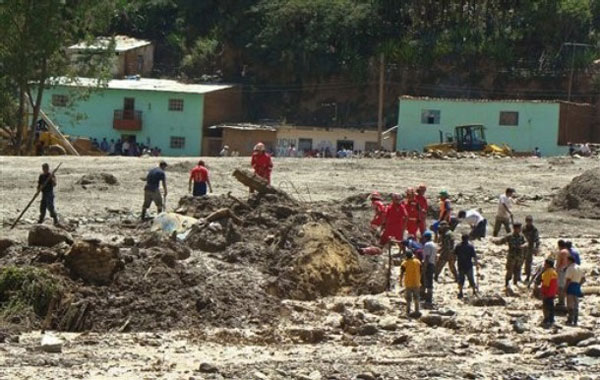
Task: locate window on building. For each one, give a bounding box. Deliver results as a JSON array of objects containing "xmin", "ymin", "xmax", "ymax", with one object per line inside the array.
[
  {"xmin": 421, "ymin": 109, "xmax": 441, "ymax": 124},
  {"xmin": 365, "ymin": 142, "xmax": 379, "ymax": 152},
  {"xmin": 499, "ymin": 111, "xmax": 519, "ymax": 126},
  {"xmin": 170, "ymin": 136, "xmax": 185, "ymax": 149},
  {"xmin": 168, "ymin": 99, "xmax": 184, "ymax": 111},
  {"xmin": 51, "ymin": 94, "xmax": 69, "ymax": 107}
]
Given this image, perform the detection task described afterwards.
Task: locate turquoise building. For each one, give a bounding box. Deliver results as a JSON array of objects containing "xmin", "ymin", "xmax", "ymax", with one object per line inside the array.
[
  {"xmin": 396, "ymin": 96, "xmax": 595, "ymax": 156},
  {"xmin": 42, "ymin": 77, "xmax": 241, "ymax": 156}
]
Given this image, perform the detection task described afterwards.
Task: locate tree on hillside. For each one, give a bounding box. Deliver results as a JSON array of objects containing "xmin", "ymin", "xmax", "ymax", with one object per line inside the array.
[{"xmin": 0, "ymin": 0, "xmax": 117, "ymax": 154}]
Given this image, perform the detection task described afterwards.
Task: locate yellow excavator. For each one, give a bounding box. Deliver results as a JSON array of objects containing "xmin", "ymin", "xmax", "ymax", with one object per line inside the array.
[
  {"xmin": 424, "ymin": 124, "xmax": 512, "ymax": 155},
  {"xmin": 1, "ymin": 109, "xmax": 103, "ymax": 156}
]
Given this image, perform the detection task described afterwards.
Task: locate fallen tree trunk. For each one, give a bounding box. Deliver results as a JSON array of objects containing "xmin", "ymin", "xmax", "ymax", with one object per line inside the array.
[
  {"xmin": 206, "ymin": 208, "xmax": 243, "ymax": 225},
  {"xmin": 232, "ymin": 169, "xmax": 275, "ymax": 194}
]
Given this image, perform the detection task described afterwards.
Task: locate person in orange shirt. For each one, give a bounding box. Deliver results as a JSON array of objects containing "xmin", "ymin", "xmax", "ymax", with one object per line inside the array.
[
  {"xmin": 370, "ymin": 191, "xmax": 386, "ymax": 230},
  {"xmin": 400, "ymin": 251, "xmax": 422, "ymax": 316},
  {"xmin": 251, "ymin": 142, "xmax": 273, "ymax": 183},
  {"xmin": 380, "ymin": 193, "xmax": 407, "ymax": 246},
  {"xmin": 404, "ymin": 187, "xmax": 420, "ymax": 237},
  {"xmin": 540, "ymin": 259, "xmax": 558, "ymax": 327},
  {"xmin": 415, "ymin": 184, "xmax": 428, "ymax": 236},
  {"xmin": 188, "ymin": 160, "xmax": 213, "ymax": 196},
  {"xmin": 438, "ymin": 190, "xmax": 452, "ymax": 223}
]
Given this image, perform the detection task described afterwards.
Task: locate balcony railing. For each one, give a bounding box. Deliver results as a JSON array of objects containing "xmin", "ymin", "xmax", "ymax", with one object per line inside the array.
[{"xmin": 113, "ymin": 110, "xmax": 142, "ymax": 131}]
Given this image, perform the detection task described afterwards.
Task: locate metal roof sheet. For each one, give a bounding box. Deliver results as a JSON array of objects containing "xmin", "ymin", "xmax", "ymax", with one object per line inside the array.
[
  {"xmin": 68, "ymin": 35, "xmax": 151, "ymax": 52},
  {"xmin": 52, "ymin": 77, "xmax": 233, "ymax": 95}
]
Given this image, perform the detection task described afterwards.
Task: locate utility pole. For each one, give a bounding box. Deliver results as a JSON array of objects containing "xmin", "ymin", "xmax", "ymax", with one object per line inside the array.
[
  {"xmin": 377, "ymin": 53, "xmax": 385, "ymax": 150},
  {"xmin": 563, "ymin": 42, "xmax": 593, "ymax": 102}
]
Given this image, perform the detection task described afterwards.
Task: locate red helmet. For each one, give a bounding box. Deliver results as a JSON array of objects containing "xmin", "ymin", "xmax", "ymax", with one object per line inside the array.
[{"xmin": 370, "ymin": 191, "xmax": 382, "ymax": 200}]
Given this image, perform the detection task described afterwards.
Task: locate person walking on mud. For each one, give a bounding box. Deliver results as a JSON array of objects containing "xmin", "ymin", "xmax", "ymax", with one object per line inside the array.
[
  {"xmin": 380, "ymin": 193, "xmax": 407, "ymax": 246},
  {"xmin": 522, "ymin": 215, "xmax": 540, "ymax": 283},
  {"xmin": 421, "ymin": 230, "xmax": 437, "ymax": 306},
  {"xmin": 251, "ymin": 142, "xmax": 273, "ymax": 185},
  {"xmin": 493, "ymin": 222, "xmax": 527, "ymax": 290},
  {"xmin": 540, "ymin": 259, "xmax": 558, "ymax": 327},
  {"xmin": 141, "ymin": 160, "xmax": 168, "ymax": 220},
  {"xmin": 434, "ymin": 221, "xmax": 457, "ymax": 282},
  {"xmin": 188, "ymin": 160, "xmax": 212, "ymax": 196},
  {"xmin": 400, "ymin": 250, "xmax": 421, "ymax": 317},
  {"xmin": 454, "ymin": 234, "xmax": 480, "ymax": 299},
  {"xmin": 493, "ymin": 188, "xmax": 516, "ymax": 237},
  {"xmin": 37, "ymin": 163, "xmax": 59, "ymax": 225},
  {"xmin": 415, "ymin": 184, "xmax": 428, "ymax": 236},
  {"xmin": 369, "ymin": 191, "xmax": 386, "ymax": 231}
]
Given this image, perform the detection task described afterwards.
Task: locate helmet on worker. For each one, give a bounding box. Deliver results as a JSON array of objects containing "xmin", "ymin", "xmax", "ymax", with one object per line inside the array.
[
  {"xmin": 370, "ymin": 191, "xmax": 382, "ymax": 201},
  {"xmin": 254, "ymin": 142, "xmax": 265, "ymax": 152}
]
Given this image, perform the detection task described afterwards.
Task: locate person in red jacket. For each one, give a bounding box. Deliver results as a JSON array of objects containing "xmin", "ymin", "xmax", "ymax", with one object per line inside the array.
[
  {"xmin": 404, "ymin": 187, "xmax": 421, "ymax": 238},
  {"xmin": 251, "ymin": 142, "xmax": 273, "ymax": 184},
  {"xmin": 540, "ymin": 259, "xmax": 558, "ymax": 327},
  {"xmin": 370, "ymin": 191, "xmax": 386, "ymax": 230},
  {"xmin": 416, "ymin": 184, "xmax": 428, "ymax": 236},
  {"xmin": 380, "ymin": 193, "xmax": 407, "ymax": 246}
]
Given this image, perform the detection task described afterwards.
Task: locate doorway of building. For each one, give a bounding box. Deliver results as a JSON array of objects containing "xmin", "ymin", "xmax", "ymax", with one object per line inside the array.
[
  {"xmin": 336, "ymin": 140, "xmax": 354, "ymax": 151},
  {"xmin": 123, "ymin": 98, "xmax": 135, "ymax": 119},
  {"xmin": 298, "ymin": 138, "xmax": 313, "ymax": 153}
]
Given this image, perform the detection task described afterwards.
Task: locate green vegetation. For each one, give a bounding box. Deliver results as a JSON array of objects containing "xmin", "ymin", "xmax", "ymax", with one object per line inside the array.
[
  {"xmin": 0, "ymin": 266, "xmax": 63, "ymax": 319},
  {"xmin": 1, "ymin": 0, "xmax": 599, "ymax": 130}
]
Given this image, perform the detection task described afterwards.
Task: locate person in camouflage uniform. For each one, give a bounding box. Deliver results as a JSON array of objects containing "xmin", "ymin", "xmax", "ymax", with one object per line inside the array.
[
  {"xmin": 435, "ymin": 221, "xmax": 457, "ymax": 282},
  {"xmin": 522, "ymin": 215, "xmax": 540, "ymax": 283},
  {"xmin": 494, "ymin": 222, "xmax": 528, "ymax": 288}
]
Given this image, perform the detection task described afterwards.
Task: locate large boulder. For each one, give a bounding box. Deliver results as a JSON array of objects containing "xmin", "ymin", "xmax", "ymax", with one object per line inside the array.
[
  {"xmin": 64, "ymin": 240, "xmax": 123, "ymax": 285},
  {"xmin": 28, "ymin": 225, "xmax": 73, "ymax": 247}
]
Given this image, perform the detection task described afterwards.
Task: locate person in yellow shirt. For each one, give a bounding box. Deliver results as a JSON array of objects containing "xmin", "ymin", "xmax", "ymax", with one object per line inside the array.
[{"xmin": 400, "ymin": 251, "xmax": 422, "ymax": 316}]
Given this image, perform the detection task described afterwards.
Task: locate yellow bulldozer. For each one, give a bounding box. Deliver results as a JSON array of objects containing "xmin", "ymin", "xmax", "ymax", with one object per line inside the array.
[
  {"xmin": 1, "ymin": 109, "xmax": 103, "ymax": 156},
  {"xmin": 424, "ymin": 124, "xmax": 512, "ymax": 155}
]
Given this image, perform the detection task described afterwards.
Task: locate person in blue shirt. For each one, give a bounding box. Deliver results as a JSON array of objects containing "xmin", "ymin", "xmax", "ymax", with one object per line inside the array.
[
  {"xmin": 401, "ymin": 236, "xmax": 423, "ymax": 261},
  {"xmin": 454, "ymin": 234, "xmax": 479, "ymax": 299},
  {"xmin": 141, "ymin": 161, "xmax": 168, "ymax": 220},
  {"xmin": 565, "ymin": 241, "xmax": 581, "ymax": 265}
]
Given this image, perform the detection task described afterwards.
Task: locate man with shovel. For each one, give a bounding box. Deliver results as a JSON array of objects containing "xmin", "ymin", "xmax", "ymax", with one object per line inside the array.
[{"xmin": 38, "ymin": 163, "xmax": 59, "ymax": 225}]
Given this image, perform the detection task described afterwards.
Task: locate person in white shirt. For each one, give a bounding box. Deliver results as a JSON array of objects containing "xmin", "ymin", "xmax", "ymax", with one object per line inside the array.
[
  {"xmin": 420, "ymin": 230, "xmax": 437, "ymax": 306},
  {"xmin": 565, "ymin": 255, "xmax": 584, "ymax": 326},
  {"xmin": 457, "ymin": 209, "xmax": 487, "ymax": 239},
  {"xmin": 493, "ymin": 188, "xmax": 515, "ymax": 237}
]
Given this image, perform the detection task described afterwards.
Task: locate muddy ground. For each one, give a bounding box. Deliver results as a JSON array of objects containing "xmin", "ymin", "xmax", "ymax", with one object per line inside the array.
[{"xmin": 0, "ymin": 155, "xmax": 599, "ymax": 380}]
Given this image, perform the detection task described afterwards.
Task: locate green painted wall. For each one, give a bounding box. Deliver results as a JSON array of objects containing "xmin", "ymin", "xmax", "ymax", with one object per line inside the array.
[
  {"xmin": 396, "ymin": 98, "xmax": 567, "ymax": 156},
  {"xmin": 41, "ymin": 86, "xmax": 204, "ymax": 156}
]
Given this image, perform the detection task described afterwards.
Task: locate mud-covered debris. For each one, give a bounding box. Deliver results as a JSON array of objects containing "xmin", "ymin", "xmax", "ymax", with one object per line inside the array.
[
  {"xmin": 76, "ymin": 173, "xmax": 118, "ymax": 186},
  {"xmin": 64, "ymin": 240, "xmax": 123, "ymax": 285},
  {"xmin": 28, "ymin": 225, "xmax": 73, "ymax": 247},
  {"xmin": 549, "ymin": 167, "xmax": 600, "ymax": 219},
  {"xmin": 549, "ymin": 330, "xmax": 594, "ymax": 346},
  {"xmin": 287, "ymin": 328, "xmax": 326, "ymax": 343},
  {"xmin": 489, "ymin": 339, "xmax": 520, "ymax": 354},
  {"xmin": 0, "ymin": 238, "xmax": 17, "ymax": 254}
]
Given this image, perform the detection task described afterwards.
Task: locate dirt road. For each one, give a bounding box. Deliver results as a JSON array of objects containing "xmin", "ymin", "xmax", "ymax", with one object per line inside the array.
[{"xmin": 1, "ymin": 155, "xmax": 599, "ymax": 379}]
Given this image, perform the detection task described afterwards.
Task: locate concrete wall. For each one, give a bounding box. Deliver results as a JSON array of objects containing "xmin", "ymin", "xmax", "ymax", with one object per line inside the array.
[
  {"xmin": 558, "ymin": 102, "xmax": 596, "ymax": 144},
  {"xmin": 121, "ymin": 45, "xmax": 155, "ymax": 77},
  {"xmin": 203, "ymin": 87, "xmax": 243, "ymax": 128},
  {"xmin": 396, "ymin": 98, "xmax": 567, "ymax": 156},
  {"xmin": 42, "ymin": 86, "xmax": 204, "ymax": 156},
  {"xmin": 275, "ymin": 126, "xmax": 393, "ymax": 156},
  {"xmin": 221, "ymin": 129, "xmax": 277, "ymax": 156}
]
